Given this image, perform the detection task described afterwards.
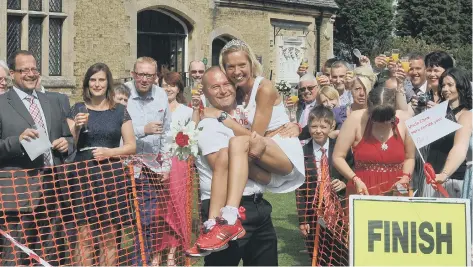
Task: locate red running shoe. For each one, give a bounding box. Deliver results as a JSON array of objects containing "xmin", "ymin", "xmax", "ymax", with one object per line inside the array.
[
  {"xmin": 185, "ymin": 243, "xmax": 212, "ymax": 257},
  {"xmin": 186, "ymin": 225, "xmax": 228, "ymax": 257},
  {"xmin": 198, "ymin": 217, "xmax": 246, "ymax": 251}
]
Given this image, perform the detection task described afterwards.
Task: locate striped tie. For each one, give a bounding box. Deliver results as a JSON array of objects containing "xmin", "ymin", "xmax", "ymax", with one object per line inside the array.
[{"xmin": 26, "ymin": 95, "xmax": 52, "ymax": 166}]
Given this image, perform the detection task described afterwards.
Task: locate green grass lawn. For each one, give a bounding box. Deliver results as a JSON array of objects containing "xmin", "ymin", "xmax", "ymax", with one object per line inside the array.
[
  {"xmin": 190, "ymin": 192, "xmax": 310, "ymax": 266},
  {"xmin": 265, "ymin": 192, "xmax": 310, "ymax": 266},
  {"xmin": 122, "ymin": 186, "xmax": 311, "ymax": 266}
]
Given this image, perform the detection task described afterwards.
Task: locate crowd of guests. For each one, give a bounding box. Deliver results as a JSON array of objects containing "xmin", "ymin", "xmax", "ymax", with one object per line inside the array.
[
  {"xmin": 293, "ymin": 51, "xmax": 472, "ymax": 264},
  {"xmin": 0, "ymin": 42, "xmax": 471, "ymax": 267}
]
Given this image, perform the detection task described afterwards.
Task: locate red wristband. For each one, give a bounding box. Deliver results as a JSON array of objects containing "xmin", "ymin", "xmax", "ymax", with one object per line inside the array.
[
  {"xmin": 297, "ymin": 123, "xmax": 302, "ymax": 133},
  {"xmin": 402, "ymin": 173, "xmax": 412, "ymax": 180}
]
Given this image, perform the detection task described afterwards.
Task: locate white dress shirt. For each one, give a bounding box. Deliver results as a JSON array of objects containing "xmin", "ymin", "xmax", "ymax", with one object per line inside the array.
[
  {"xmin": 125, "ymin": 81, "xmax": 171, "ymax": 174},
  {"xmin": 13, "ymin": 87, "xmax": 53, "ymax": 166}
]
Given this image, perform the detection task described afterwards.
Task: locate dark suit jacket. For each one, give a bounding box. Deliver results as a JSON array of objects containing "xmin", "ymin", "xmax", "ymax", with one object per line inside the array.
[
  {"xmin": 45, "ymin": 91, "xmax": 75, "ymax": 162},
  {"xmin": 45, "ymin": 91, "xmax": 71, "ymax": 117},
  {"xmin": 0, "ymin": 89, "xmax": 73, "ymax": 211},
  {"xmin": 296, "ymin": 138, "xmax": 354, "ymax": 224},
  {"xmin": 296, "ymin": 100, "xmax": 304, "ymax": 123}
]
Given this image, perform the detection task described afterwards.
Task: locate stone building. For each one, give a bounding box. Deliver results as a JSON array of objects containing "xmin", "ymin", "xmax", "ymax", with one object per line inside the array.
[{"xmin": 1, "ymin": 0, "xmax": 337, "ymax": 95}]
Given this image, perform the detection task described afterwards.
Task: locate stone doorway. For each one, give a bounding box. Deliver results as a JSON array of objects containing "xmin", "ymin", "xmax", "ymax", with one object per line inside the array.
[{"xmin": 137, "ymin": 10, "xmax": 187, "ymax": 75}]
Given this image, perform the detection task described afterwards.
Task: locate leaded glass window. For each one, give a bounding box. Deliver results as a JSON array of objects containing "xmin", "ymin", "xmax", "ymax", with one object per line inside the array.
[
  {"xmin": 49, "ymin": 18, "xmax": 62, "ymax": 76},
  {"xmin": 29, "ymin": 17, "xmax": 43, "ymax": 72},
  {"xmin": 7, "ymin": 0, "xmax": 21, "ymax": 10},
  {"xmin": 49, "ymin": 0, "xmax": 62, "ymax": 12},
  {"xmin": 7, "ymin": 16, "xmax": 22, "ymax": 63},
  {"xmin": 29, "ymin": 0, "xmax": 42, "ymax": 11}
]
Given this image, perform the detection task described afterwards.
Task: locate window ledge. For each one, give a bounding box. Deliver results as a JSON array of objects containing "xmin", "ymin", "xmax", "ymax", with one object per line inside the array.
[
  {"xmin": 6, "ymin": 10, "xmax": 27, "ymax": 16},
  {"xmin": 41, "ymin": 76, "xmax": 75, "ymax": 88}
]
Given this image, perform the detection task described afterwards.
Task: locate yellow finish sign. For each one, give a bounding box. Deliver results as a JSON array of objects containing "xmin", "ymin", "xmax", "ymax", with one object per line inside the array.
[{"xmin": 349, "ymin": 196, "xmax": 471, "ymax": 266}]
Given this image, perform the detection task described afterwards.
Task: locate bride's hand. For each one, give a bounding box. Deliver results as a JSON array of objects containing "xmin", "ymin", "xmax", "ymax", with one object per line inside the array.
[{"xmin": 203, "ymin": 107, "xmax": 223, "ymax": 119}]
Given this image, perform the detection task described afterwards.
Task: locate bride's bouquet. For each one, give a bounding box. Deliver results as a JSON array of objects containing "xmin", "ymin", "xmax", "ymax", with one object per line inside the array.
[{"xmin": 167, "ymin": 119, "xmax": 202, "ymax": 160}]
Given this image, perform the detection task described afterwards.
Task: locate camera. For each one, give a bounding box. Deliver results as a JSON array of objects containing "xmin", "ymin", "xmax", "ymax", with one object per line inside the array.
[{"xmin": 417, "ymin": 93, "xmax": 430, "ymax": 107}]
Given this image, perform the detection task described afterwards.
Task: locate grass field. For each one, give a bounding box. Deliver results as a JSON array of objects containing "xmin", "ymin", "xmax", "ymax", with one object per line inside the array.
[{"xmin": 264, "ymin": 192, "xmax": 310, "ymax": 266}]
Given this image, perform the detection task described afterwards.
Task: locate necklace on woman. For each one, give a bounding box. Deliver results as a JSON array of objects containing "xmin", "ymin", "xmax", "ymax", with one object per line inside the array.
[
  {"xmin": 377, "ymin": 133, "xmax": 389, "ymax": 151},
  {"xmin": 381, "ymin": 142, "xmax": 389, "ymax": 151}
]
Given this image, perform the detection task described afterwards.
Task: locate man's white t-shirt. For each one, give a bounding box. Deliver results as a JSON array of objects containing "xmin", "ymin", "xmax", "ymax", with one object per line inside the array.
[{"xmin": 196, "ymin": 118, "xmax": 264, "ymax": 201}]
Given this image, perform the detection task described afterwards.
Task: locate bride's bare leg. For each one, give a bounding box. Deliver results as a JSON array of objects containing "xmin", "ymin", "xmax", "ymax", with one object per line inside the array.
[
  {"xmin": 208, "ymin": 148, "xmax": 230, "ymax": 220},
  {"xmin": 226, "ymin": 132, "xmax": 293, "ymax": 208}
]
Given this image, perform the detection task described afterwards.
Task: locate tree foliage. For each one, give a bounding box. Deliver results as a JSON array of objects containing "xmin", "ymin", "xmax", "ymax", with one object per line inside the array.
[
  {"xmin": 333, "ymin": 0, "xmax": 394, "ymax": 58},
  {"xmin": 396, "ymin": 0, "xmax": 464, "ymax": 48},
  {"xmin": 458, "ymin": 0, "xmax": 472, "ymax": 45}
]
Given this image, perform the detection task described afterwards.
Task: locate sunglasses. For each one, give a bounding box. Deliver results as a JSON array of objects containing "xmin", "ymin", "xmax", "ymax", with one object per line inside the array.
[{"xmin": 299, "ymin": 85, "xmax": 318, "ymax": 92}]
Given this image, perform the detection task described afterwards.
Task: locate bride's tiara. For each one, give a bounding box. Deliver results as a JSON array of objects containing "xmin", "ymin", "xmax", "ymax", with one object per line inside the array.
[{"xmin": 222, "ymin": 39, "xmax": 248, "ymax": 53}]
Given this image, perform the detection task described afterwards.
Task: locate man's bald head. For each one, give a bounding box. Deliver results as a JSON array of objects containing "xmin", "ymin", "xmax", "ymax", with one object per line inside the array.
[
  {"xmin": 189, "ymin": 60, "xmax": 205, "ymax": 83},
  {"xmin": 202, "ymin": 66, "xmax": 223, "ymax": 93},
  {"xmin": 201, "ymin": 66, "xmax": 236, "ymax": 112}
]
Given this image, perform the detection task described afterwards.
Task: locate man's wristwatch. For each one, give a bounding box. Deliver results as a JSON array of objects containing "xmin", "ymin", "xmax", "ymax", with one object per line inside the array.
[{"xmin": 217, "ymin": 111, "xmax": 228, "ymax": 122}]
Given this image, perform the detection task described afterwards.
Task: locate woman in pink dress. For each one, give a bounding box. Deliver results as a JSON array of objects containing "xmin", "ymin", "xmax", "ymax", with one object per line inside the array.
[{"xmin": 154, "ymin": 72, "xmax": 200, "ymax": 266}]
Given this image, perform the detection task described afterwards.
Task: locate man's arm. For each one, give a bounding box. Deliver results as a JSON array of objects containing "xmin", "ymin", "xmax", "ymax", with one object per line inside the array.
[{"xmin": 0, "ymin": 117, "xmax": 24, "ymax": 159}]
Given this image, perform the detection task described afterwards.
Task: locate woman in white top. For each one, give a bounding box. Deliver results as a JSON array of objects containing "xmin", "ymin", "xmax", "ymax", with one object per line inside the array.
[
  {"xmin": 156, "ymin": 72, "xmax": 200, "ymax": 266},
  {"xmin": 192, "ymin": 39, "xmax": 305, "ymax": 253}
]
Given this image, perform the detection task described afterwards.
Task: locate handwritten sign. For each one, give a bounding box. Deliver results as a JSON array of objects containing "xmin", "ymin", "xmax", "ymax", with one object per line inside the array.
[{"xmin": 405, "ymin": 101, "xmax": 462, "ymax": 149}]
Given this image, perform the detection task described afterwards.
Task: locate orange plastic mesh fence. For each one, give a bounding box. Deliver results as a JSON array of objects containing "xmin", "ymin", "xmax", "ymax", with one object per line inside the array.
[
  {"xmin": 0, "ymin": 152, "xmax": 440, "ymax": 266},
  {"xmin": 295, "ymin": 156, "xmax": 413, "ymax": 266},
  {"xmin": 0, "ymin": 154, "xmax": 201, "ymax": 266}
]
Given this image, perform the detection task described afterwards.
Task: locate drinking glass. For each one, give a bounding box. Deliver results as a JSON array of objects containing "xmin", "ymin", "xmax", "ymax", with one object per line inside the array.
[
  {"xmin": 78, "ymin": 106, "xmax": 89, "ymax": 133},
  {"xmin": 391, "ymin": 49, "xmax": 400, "ymax": 62},
  {"xmin": 288, "ymin": 88, "xmax": 298, "ymax": 122},
  {"xmin": 383, "ymin": 51, "xmax": 392, "ymax": 65},
  {"xmin": 400, "ymin": 57, "xmax": 410, "ymax": 73}
]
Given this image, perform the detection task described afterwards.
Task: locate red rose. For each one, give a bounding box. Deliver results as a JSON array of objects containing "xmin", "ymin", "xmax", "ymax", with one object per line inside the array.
[{"xmin": 175, "ymin": 132, "xmax": 190, "ymax": 147}]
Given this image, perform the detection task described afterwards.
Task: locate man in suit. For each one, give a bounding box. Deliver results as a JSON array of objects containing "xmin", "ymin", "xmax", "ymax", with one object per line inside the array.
[
  {"xmin": 0, "ymin": 50, "xmax": 73, "ymax": 265},
  {"xmin": 295, "ymin": 105, "xmax": 353, "ymax": 266},
  {"xmin": 296, "ymin": 73, "xmax": 319, "ymax": 128}
]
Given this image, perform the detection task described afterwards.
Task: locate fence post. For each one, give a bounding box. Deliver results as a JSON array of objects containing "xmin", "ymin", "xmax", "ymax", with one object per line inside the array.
[
  {"xmin": 126, "ymin": 162, "xmax": 148, "ymax": 266},
  {"xmin": 311, "ymin": 159, "xmax": 329, "ymax": 266},
  {"xmin": 185, "ymin": 158, "xmax": 194, "ymax": 266}
]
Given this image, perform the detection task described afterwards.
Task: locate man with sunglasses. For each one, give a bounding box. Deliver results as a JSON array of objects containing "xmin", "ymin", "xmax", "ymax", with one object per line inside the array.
[
  {"xmin": 297, "ymin": 73, "xmax": 319, "ymax": 127},
  {"xmin": 186, "ymin": 60, "xmax": 209, "ymax": 106}
]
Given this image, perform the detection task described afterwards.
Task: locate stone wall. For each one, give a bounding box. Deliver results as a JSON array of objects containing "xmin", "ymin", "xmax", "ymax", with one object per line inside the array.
[{"xmin": 62, "ymin": 0, "xmax": 335, "ymax": 100}]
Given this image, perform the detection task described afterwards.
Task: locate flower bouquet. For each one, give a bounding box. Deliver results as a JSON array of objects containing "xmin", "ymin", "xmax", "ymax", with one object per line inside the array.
[
  {"xmin": 167, "ymin": 119, "xmax": 203, "ymax": 161},
  {"xmin": 276, "ymin": 80, "xmax": 293, "ymax": 97}
]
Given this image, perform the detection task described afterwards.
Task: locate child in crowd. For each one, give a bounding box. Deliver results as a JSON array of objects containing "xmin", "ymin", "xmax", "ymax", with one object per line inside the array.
[
  {"xmin": 296, "ymin": 105, "xmax": 353, "ymax": 265},
  {"xmin": 114, "ymin": 84, "xmax": 131, "ymax": 107}
]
